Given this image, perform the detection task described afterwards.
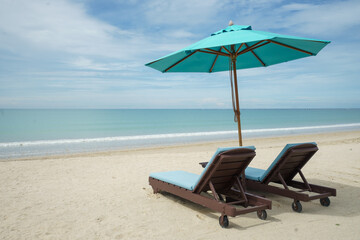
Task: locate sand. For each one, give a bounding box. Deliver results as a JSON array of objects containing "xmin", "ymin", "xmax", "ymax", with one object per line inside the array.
[{"xmin": 1, "ymin": 131, "xmax": 360, "ymax": 240}]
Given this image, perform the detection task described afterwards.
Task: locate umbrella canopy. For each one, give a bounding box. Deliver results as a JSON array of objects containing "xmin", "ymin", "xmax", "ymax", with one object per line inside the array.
[{"xmin": 145, "ymin": 24, "xmax": 330, "ymax": 145}]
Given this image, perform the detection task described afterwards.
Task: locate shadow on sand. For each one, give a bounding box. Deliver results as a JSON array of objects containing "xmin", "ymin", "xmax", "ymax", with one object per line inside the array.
[
  {"xmin": 248, "ymin": 178, "xmax": 360, "ymax": 217},
  {"xmin": 152, "ymin": 178, "xmax": 359, "ymax": 229},
  {"xmin": 158, "ymin": 191, "xmax": 272, "ymax": 230}
]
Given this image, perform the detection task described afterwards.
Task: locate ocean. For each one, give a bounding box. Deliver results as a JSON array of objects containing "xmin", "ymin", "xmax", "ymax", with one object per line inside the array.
[{"xmin": 1, "ymin": 109, "xmax": 360, "ymax": 159}]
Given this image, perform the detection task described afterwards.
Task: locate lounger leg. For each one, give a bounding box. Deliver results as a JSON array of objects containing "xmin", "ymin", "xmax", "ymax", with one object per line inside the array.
[
  {"xmin": 218, "ymin": 194, "xmax": 225, "ymax": 202},
  {"xmin": 209, "ymin": 181, "xmax": 221, "ymax": 202},
  {"xmin": 235, "ymin": 177, "xmax": 248, "ymax": 207},
  {"xmin": 277, "ymin": 173, "xmax": 289, "ymax": 190},
  {"xmin": 151, "ymin": 186, "xmax": 160, "ymax": 194},
  {"xmin": 297, "ymin": 169, "xmax": 312, "ymax": 192},
  {"xmin": 240, "ymin": 170, "xmax": 247, "ymax": 191}
]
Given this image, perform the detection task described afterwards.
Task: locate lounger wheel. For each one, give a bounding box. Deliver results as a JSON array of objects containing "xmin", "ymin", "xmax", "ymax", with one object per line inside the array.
[
  {"xmin": 219, "ymin": 215, "xmax": 229, "ymax": 228},
  {"xmin": 320, "ymin": 197, "xmax": 330, "ymax": 207},
  {"xmin": 292, "ymin": 200, "xmax": 302, "ymax": 213},
  {"xmin": 257, "ymin": 210, "xmax": 267, "ymax": 220}
]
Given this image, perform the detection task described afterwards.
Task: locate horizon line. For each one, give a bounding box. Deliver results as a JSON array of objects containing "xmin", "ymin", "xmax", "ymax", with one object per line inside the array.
[{"xmin": 1, "ymin": 108, "xmax": 360, "ymax": 110}]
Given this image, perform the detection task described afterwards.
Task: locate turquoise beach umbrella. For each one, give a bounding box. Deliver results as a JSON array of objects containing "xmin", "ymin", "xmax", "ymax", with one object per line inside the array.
[{"xmin": 145, "ymin": 22, "xmax": 330, "ymax": 146}]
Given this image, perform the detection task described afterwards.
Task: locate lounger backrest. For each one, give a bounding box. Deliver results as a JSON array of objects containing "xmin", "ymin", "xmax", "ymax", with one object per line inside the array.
[
  {"xmin": 261, "ymin": 143, "xmax": 318, "ymax": 184},
  {"xmin": 193, "ymin": 147, "xmax": 256, "ymax": 194}
]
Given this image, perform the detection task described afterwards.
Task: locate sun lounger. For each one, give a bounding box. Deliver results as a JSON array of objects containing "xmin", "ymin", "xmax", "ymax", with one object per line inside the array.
[
  {"xmin": 149, "ymin": 146, "xmax": 272, "ymax": 228},
  {"xmin": 244, "ymin": 142, "xmax": 336, "ymax": 212}
]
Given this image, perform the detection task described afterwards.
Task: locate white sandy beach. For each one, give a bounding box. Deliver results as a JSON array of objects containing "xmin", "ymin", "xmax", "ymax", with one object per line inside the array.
[{"xmin": 1, "ymin": 130, "xmax": 360, "ymax": 239}]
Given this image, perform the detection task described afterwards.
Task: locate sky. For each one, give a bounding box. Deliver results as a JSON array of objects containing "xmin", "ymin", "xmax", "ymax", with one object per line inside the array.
[{"xmin": 0, "ymin": 0, "xmax": 359, "ymax": 109}]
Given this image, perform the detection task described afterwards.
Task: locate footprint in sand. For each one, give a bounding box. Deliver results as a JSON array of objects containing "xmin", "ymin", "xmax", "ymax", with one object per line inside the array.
[
  {"xmin": 96, "ymin": 215, "xmax": 105, "ymax": 222},
  {"xmin": 196, "ymin": 214, "xmax": 205, "ymax": 220}
]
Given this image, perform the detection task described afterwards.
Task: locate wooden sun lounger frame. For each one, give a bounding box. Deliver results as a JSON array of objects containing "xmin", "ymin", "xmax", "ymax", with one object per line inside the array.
[
  {"xmin": 245, "ymin": 143, "xmax": 336, "ymax": 211},
  {"xmin": 149, "ymin": 148, "xmax": 272, "ymax": 227}
]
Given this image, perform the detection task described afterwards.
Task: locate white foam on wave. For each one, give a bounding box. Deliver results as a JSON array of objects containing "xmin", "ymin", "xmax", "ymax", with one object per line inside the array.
[
  {"xmin": 243, "ymin": 123, "xmax": 360, "ymax": 133},
  {"xmin": 0, "ymin": 131, "xmax": 237, "ymax": 147},
  {"xmin": 1, "ymin": 123, "xmax": 360, "ymax": 148}
]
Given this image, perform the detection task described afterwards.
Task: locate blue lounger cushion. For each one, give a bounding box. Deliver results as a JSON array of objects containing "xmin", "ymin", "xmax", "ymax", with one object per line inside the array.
[
  {"xmin": 150, "ymin": 171, "xmax": 200, "ymax": 190},
  {"xmin": 150, "ymin": 146, "xmax": 256, "ymax": 191},
  {"xmin": 245, "ymin": 167, "xmax": 266, "ymax": 181},
  {"xmin": 245, "ymin": 142, "xmax": 317, "ymax": 182}
]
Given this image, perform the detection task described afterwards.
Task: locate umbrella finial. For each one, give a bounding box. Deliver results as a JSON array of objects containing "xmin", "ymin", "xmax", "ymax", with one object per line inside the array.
[{"xmin": 229, "ymin": 20, "xmax": 234, "ymax": 26}]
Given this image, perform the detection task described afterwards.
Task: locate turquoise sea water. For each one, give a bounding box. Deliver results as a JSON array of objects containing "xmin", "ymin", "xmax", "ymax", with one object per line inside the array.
[{"xmin": 1, "ymin": 109, "xmax": 360, "ymax": 159}]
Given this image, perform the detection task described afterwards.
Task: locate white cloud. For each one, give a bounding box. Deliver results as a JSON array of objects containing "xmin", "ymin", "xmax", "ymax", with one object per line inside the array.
[
  {"xmin": 280, "ymin": 3, "xmax": 313, "ymax": 11},
  {"xmin": 0, "ymin": 1, "xmax": 112, "ymax": 54},
  {"xmin": 0, "ymin": 0, "xmax": 215, "ymax": 73},
  {"xmin": 0, "ymin": 0, "xmax": 167, "ymax": 65},
  {"xmin": 71, "ymin": 57, "xmax": 111, "ymax": 71},
  {"xmin": 143, "ymin": 0, "xmax": 222, "ymax": 26},
  {"xmin": 162, "ymin": 29, "xmax": 197, "ymax": 39},
  {"xmin": 279, "ymin": 0, "xmax": 360, "ymax": 36},
  {"xmin": 69, "ymin": 56, "xmax": 144, "ymax": 71},
  {"xmin": 232, "ymin": 0, "xmax": 360, "ymax": 38}
]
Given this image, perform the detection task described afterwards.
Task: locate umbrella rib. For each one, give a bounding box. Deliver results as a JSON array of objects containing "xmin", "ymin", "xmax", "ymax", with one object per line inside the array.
[
  {"xmin": 237, "ymin": 41, "xmax": 270, "ymax": 56},
  {"xmin": 244, "ymin": 43, "xmax": 266, "ymax": 66},
  {"xmin": 236, "ymin": 40, "xmax": 266, "ymax": 56},
  {"xmin": 199, "ymin": 49, "xmax": 229, "ymax": 57},
  {"xmin": 221, "ymin": 46, "xmax": 232, "ymax": 55},
  {"xmin": 268, "ymin": 40, "xmax": 313, "ymax": 55},
  {"xmin": 235, "ymin": 43, "xmax": 245, "ymax": 55},
  {"xmin": 204, "ymin": 48, "xmax": 229, "ymax": 57},
  {"xmin": 209, "ymin": 54, "xmax": 219, "ymax": 73},
  {"xmin": 164, "ymin": 50, "xmax": 199, "ymax": 72},
  {"xmin": 209, "ymin": 47, "xmax": 223, "ymax": 73}
]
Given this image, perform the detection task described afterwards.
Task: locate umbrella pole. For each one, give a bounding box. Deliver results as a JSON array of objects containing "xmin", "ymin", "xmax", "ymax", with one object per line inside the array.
[{"xmin": 232, "ymin": 58, "xmax": 243, "ymax": 146}]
